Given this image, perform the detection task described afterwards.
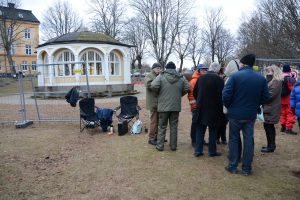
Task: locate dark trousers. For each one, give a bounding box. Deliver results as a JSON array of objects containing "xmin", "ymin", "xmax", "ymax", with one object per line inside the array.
[
  {"xmin": 190, "ymin": 122, "xmax": 196, "ymax": 145},
  {"xmin": 217, "ymin": 116, "xmax": 227, "ymax": 142},
  {"xmin": 263, "ymin": 123, "xmax": 276, "ymax": 150},
  {"xmin": 228, "ymin": 118, "xmax": 255, "ymax": 173},
  {"xmin": 195, "ymin": 124, "xmax": 217, "ymax": 155},
  {"xmin": 297, "ymin": 117, "xmax": 300, "ymax": 129}
]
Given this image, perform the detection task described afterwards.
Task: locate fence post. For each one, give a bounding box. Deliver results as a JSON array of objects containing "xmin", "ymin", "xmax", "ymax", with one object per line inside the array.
[{"xmin": 16, "ymin": 71, "xmax": 33, "ymax": 128}]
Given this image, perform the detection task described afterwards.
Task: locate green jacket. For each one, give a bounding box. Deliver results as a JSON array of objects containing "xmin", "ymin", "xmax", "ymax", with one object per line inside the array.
[
  {"xmin": 151, "ymin": 69, "xmax": 190, "ymax": 112},
  {"xmin": 145, "ymin": 71, "xmax": 159, "ymax": 112}
]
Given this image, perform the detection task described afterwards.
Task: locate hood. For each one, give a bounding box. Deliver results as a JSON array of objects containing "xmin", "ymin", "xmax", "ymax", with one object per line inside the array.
[
  {"xmin": 163, "ymin": 69, "xmax": 181, "ymax": 84},
  {"xmin": 224, "ymin": 60, "xmax": 239, "ymax": 77}
]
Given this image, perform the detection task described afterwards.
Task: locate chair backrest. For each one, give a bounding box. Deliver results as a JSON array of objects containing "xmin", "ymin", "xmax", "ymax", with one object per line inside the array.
[
  {"xmin": 79, "ymin": 97, "xmax": 95, "ymax": 119},
  {"xmin": 120, "ymin": 96, "xmax": 138, "ymax": 118}
]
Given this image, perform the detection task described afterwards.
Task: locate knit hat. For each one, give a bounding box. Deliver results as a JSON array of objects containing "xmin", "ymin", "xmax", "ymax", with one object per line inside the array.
[
  {"xmin": 224, "ymin": 59, "xmax": 239, "ymax": 77},
  {"xmin": 165, "ymin": 61, "xmax": 176, "ymax": 69},
  {"xmin": 196, "ymin": 64, "xmax": 207, "ymax": 71},
  {"xmin": 240, "ymin": 54, "xmax": 256, "ymax": 66},
  {"xmin": 152, "ymin": 62, "xmax": 161, "ymax": 69},
  {"xmin": 209, "ymin": 62, "xmax": 221, "ymax": 73},
  {"xmin": 282, "ymin": 64, "xmax": 291, "ymax": 73}
]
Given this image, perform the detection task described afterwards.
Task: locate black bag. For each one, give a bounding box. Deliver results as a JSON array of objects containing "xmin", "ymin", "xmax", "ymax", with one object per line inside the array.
[
  {"xmin": 281, "ymin": 77, "xmax": 292, "ymax": 97},
  {"xmin": 118, "ymin": 120, "xmax": 128, "ymax": 136}
]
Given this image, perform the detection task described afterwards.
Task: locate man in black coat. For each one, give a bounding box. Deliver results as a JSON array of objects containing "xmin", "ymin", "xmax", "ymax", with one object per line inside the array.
[{"xmin": 193, "ymin": 62, "xmax": 224, "ymax": 157}]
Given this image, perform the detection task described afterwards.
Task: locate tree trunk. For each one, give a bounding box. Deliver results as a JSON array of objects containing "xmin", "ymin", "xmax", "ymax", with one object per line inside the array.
[
  {"xmin": 179, "ymin": 56, "xmax": 184, "ymax": 73},
  {"xmin": 137, "ymin": 55, "xmax": 142, "ymax": 69},
  {"xmin": 7, "ymin": 54, "xmax": 16, "ymax": 75}
]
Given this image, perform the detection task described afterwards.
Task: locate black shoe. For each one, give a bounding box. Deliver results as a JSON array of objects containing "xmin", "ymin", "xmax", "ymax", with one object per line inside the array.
[
  {"xmin": 148, "ymin": 139, "xmax": 157, "ymax": 145},
  {"xmin": 171, "ymin": 148, "xmax": 177, "ymax": 151},
  {"xmin": 261, "ymin": 147, "xmax": 275, "ymax": 153},
  {"xmin": 216, "ymin": 140, "xmax": 221, "ymax": 144},
  {"xmin": 209, "ymin": 152, "xmax": 222, "ymax": 157},
  {"xmin": 156, "ymin": 146, "xmax": 164, "ymax": 151},
  {"xmin": 280, "ymin": 125, "xmax": 286, "ymax": 132},
  {"xmin": 164, "ymin": 139, "xmax": 168, "ymax": 143},
  {"xmin": 261, "ymin": 146, "xmax": 268, "ymax": 149},
  {"xmin": 285, "ymin": 129, "xmax": 298, "ymax": 135},
  {"xmin": 225, "ymin": 166, "xmax": 237, "ymax": 174},
  {"xmin": 221, "ymin": 141, "xmax": 227, "ymax": 145},
  {"xmin": 194, "ymin": 152, "xmax": 204, "ymax": 157},
  {"xmin": 242, "ymin": 171, "xmax": 252, "ymax": 176}
]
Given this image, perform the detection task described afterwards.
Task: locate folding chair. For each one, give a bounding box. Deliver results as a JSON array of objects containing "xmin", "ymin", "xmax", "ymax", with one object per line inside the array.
[
  {"xmin": 114, "ymin": 96, "xmax": 141, "ymax": 128},
  {"xmin": 79, "ymin": 97, "xmax": 101, "ymax": 132}
]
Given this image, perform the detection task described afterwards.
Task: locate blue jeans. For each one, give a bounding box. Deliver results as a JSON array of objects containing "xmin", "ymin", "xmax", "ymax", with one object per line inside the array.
[
  {"xmin": 195, "ymin": 124, "xmax": 217, "ymax": 155},
  {"xmin": 228, "ymin": 118, "xmax": 255, "ymax": 173}
]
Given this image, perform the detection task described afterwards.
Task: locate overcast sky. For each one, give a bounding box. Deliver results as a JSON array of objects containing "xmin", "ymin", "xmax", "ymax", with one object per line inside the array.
[{"xmin": 20, "ymin": 0, "xmax": 256, "ymax": 67}]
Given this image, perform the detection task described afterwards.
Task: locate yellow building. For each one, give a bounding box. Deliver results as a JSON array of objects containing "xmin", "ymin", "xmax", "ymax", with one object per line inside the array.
[{"xmin": 0, "ymin": 3, "xmax": 39, "ymax": 75}]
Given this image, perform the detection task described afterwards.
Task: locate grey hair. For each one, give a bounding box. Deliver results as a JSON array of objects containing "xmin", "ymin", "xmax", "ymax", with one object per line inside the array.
[
  {"xmin": 209, "ymin": 62, "xmax": 221, "ymax": 73},
  {"xmin": 266, "ymin": 65, "xmax": 283, "ymax": 81}
]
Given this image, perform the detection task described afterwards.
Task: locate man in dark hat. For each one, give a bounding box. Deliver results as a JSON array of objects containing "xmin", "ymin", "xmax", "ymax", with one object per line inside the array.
[
  {"xmin": 151, "ymin": 61, "xmax": 190, "ymax": 151},
  {"xmin": 145, "ymin": 63, "xmax": 161, "ymax": 145},
  {"xmin": 223, "ymin": 54, "xmax": 270, "ymax": 176}
]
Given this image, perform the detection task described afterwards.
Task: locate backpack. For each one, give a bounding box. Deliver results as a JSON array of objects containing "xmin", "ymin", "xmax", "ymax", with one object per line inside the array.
[
  {"xmin": 130, "ymin": 119, "xmax": 142, "ymax": 135},
  {"xmin": 281, "ymin": 76, "xmax": 292, "ymax": 97}
]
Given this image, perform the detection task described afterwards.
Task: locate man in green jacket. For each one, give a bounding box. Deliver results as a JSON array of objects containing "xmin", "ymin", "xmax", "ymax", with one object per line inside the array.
[
  {"xmin": 151, "ymin": 61, "xmax": 190, "ymax": 151},
  {"xmin": 145, "ymin": 63, "xmax": 161, "ymax": 145}
]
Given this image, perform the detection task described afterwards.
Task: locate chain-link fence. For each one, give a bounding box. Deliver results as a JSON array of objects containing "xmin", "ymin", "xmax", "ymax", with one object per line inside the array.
[{"xmin": 0, "ymin": 63, "xmax": 93, "ymax": 126}]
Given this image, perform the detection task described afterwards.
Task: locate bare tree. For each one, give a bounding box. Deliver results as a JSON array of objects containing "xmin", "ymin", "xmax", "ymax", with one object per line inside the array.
[
  {"xmin": 215, "ymin": 27, "xmax": 236, "ymax": 67},
  {"xmin": 174, "ymin": 23, "xmax": 193, "ymax": 72},
  {"xmin": 131, "ymin": 0, "xmax": 191, "ymax": 68},
  {"xmin": 90, "ymin": 0, "xmax": 124, "ymax": 38},
  {"xmin": 0, "ymin": 0, "xmax": 22, "ymax": 74},
  {"xmin": 237, "ymin": 0, "xmax": 300, "ymax": 58},
  {"xmin": 41, "ymin": 1, "xmax": 83, "ymax": 41},
  {"xmin": 188, "ymin": 21, "xmax": 206, "ymax": 69},
  {"xmin": 202, "ymin": 8, "xmax": 224, "ymax": 62},
  {"xmin": 122, "ymin": 17, "xmax": 147, "ymax": 70}
]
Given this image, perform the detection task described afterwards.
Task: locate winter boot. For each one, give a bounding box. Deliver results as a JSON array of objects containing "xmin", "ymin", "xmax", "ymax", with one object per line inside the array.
[{"xmin": 285, "ymin": 129, "xmax": 298, "ymax": 135}]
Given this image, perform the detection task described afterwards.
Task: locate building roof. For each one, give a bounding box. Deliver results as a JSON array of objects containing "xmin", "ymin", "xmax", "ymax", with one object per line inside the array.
[
  {"xmin": 0, "ymin": 4, "xmax": 40, "ymax": 23},
  {"xmin": 38, "ymin": 31, "xmax": 134, "ymax": 48}
]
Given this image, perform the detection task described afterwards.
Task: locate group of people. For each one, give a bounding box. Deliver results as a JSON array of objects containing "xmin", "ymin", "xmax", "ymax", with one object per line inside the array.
[{"xmin": 144, "ymin": 54, "xmax": 299, "ymax": 176}]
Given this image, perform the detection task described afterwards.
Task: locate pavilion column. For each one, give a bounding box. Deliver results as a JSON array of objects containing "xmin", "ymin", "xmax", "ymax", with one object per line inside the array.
[
  {"xmin": 104, "ymin": 52, "xmax": 110, "ymax": 84},
  {"xmin": 48, "ymin": 55, "xmax": 54, "ymax": 86},
  {"xmin": 74, "ymin": 54, "xmax": 81, "ymax": 85},
  {"xmin": 37, "ymin": 57, "xmax": 44, "ymax": 86},
  {"xmin": 123, "ymin": 52, "xmax": 131, "ymax": 84}
]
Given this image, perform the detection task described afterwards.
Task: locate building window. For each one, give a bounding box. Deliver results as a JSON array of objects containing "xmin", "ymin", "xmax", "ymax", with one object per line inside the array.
[
  {"xmin": 32, "ymin": 61, "xmax": 37, "ymax": 71},
  {"xmin": 25, "ymin": 45, "xmax": 32, "ymax": 55},
  {"xmin": 108, "ymin": 52, "xmax": 120, "ymax": 75},
  {"xmin": 56, "ymin": 50, "xmax": 75, "ymax": 76},
  {"xmin": 10, "ymin": 43, "xmax": 16, "ymax": 55},
  {"xmin": 24, "ymin": 29, "xmax": 31, "ymax": 39},
  {"xmin": 21, "ymin": 61, "xmax": 28, "ymax": 71},
  {"xmin": 80, "ymin": 50, "xmax": 103, "ymax": 75}
]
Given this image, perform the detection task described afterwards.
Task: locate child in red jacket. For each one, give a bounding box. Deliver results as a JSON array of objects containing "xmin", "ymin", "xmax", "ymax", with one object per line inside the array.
[{"xmin": 280, "ymin": 65, "xmax": 297, "ymax": 134}]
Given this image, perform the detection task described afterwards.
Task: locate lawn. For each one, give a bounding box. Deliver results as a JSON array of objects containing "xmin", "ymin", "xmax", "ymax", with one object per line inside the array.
[{"xmin": 0, "ymin": 97, "xmax": 299, "ymax": 199}]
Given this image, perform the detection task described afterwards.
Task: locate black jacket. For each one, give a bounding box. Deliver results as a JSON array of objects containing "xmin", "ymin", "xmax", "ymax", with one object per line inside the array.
[
  {"xmin": 193, "ymin": 71, "xmax": 224, "ymax": 126},
  {"xmin": 65, "ymin": 87, "xmax": 79, "ymax": 107}
]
